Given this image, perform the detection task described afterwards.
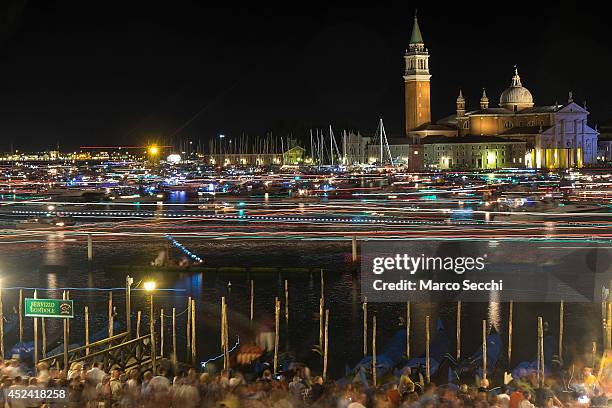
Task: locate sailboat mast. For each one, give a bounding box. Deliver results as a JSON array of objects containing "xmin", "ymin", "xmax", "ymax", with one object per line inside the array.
[{"xmin": 379, "ymin": 119, "xmax": 383, "ymax": 164}]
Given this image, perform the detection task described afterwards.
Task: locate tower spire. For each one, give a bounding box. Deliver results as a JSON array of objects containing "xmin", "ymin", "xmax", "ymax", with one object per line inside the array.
[
  {"xmin": 457, "ymin": 88, "xmax": 464, "ymax": 100},
  {"xmin": 480, "ymin": 88, "xmax": 489, "ymax": 109},
  {"xmin": 410, "ymin": 9, "xmax": 424, "ymax": 45},
  {"xmin": 404, "ymin": 9, "xmax": 431, "ymax": 136},
  {"xmin": 456, "ymin": 88, "xmax": 466, "ymax": 118}
]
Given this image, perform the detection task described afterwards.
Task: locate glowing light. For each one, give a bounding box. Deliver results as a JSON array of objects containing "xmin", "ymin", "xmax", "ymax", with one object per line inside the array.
[
  {"xmin": 487, "ymin": 152, "xmax": 496, "ymax": 165},
  {"xmin": 167, "ymin": 154, "xmax": 181, "ymax": 164},
  {"xmin": 148, "ymin": 146, "xmax": 159, "ymax": 156},
  {"xmin": 144, "ymin": 281, "xmax": 156, "ymax": 292}
]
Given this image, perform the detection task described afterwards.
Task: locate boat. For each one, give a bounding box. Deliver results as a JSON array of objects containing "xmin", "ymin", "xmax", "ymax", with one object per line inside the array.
[
  {"xmin": 456, "ymin": 330, "xmax": 502, "ymax": 380},
  {"xmin": 398, "ymin": 319, "xmax": 449, "ymax": 379},
  {"xmin": 352, "ymin": 328, "xmax": 408, "ymax": 381},
  {"xmin": 490, "ymin": 201, "xmax": 606, "ymax": 222},
  {"xmin": 350, "ymin": 320, "xmax": 448, "ymax": 387},
  {"xmin": 512, "ymin": 334, "xmax": 557, "ymax": 379}
]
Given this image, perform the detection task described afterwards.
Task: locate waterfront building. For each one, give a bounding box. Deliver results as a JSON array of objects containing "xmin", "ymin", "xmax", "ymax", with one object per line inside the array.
[
  {"xmin": 422, "ymin": 136, "xmax": 526, "ymax": 170},
  {"xmin": 205, "ymin": 145, "xmax": 305, "ymax": 166},
  {"xmin": 397, "ymin": 12, "xmax": 599, "ymax": 170},
  {"xmin": 597, "ymin": 122, "xmax": 612, "ymax": 163}
]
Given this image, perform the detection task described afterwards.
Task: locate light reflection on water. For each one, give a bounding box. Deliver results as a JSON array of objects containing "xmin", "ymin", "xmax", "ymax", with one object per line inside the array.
[
  {"xmin": 488, "ymin": 291, "xmax": 501, "ymax": 331},
  {"xmin": 0, "ymin": 238, "xmax": 601, "ymax": 378}
]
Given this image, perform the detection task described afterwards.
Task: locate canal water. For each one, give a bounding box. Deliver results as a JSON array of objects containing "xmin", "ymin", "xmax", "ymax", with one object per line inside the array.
[{"xmin": 0, "ymin": 235, "xmax": 602, "ymax": 378}]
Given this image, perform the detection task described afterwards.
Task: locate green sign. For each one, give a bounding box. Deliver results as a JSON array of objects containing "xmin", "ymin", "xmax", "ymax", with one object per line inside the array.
[{"xmin": 24, "ymin": 298, "xmax": 74, "ymax": 318}]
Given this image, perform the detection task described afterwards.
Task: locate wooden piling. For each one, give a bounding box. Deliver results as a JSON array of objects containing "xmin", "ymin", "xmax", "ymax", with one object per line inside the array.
[
  {"xmin": 172, "ymin": 308, "xmax": 177, "ymax": 367},
  {"xmin": 352, "ymin": 236, "xmax": 357, "ymax": 262},
  {"xmin": 19, "ymin": 289, "xmax": 23, "ymax": 344},
  {"xmin": 221, "ymin": 297, "xmax": 227, "ymax": 369},
  {"xmin": 62, "ymin": 291, "xmax": 68, "ymax": 371},
  {"xmin": 559, "ymin": 301, "xmax": 564, "ymax": 360},
  {"xmin": 482, "ymin": 320, "xmax": 487, "ymax": 381},
  {"xmin": 593, "ymin": 341, "xmax": 597, "ymax": 369},
  {"xmin": 274, "ymin": 297, "xmax": 280, "ymax": 374},
  {"xmin": 108, "ymin": 292, "xmax": 113, "ymax": 339},
  {"xmin": 187, "ymin": 296, "xmax": 192, "ymax": 350},
  {"xmin": 160, "ymin": 309, "xmax": 164, "ymax": 358},
  {"xmin": 41, "ymin": 317, "xmax": 46, "ymax": 359},
  {"xmin": 33, "ymin": 290, "xmax": 38, "ymax": 368},
  {"xmin": 320, "ymin": 269, "xmax": 324, "ymax": 300},
  {"xmin": 508, "ymin": 301, "xmax": 513, "ymax": 365},
  {"xmin": 223, "ymin": 300, "xmax": 229, "ymax": 370},
  {"xmin": 66, "ymin": 291, "xmax": 70, "ymax": 340},
  {"xmin": 0, "ymin": 288, "xmax": 3, "ymax": 360},
  {"xmin": 363, "ymin": 298, "xmax": 368, "ymax": 356},
  {"xmin": 284, "ymin": 280, "xmax": 289, "ymax": 324},
  {"xmin": 87, "ymin": 234, "xmax": 93, "ymax": 261},
  {"xmin": 456, "ymin": 301, "xmax": 461, "ymax": 360},
  {"xmin": 538, "ymin": 317, "xmax": 544, "ymax": 386},
  {"xmin": 85, "ymin": 306, "xmax": 89, "ymax": 356},
  {"xmin": 372, "ymin": 314, "xmax": 377, "ymax": 387},
  {"xmin": 319, "ymin": 297, "xmax": 324, "ymax": 350},
  {"xmin": 323, "ymin": 308, "xmax": 329, "ymax": 381},
  {"xmin": 426, "ymin": 315, "xmax": 431, "ymax": 384},
  {"xmin": 136, "ymin": 311, "xmax": 141, "ymax": 338},
  {"xmin": 126, "ymin": 276, "xmax": 132, "ymax": 339},
  {"xmin": 191, "ymin": 299, "xmax": 196, "ymax": 366},
  {"xmin": 222, "ymin": 297, "xmax": 226, "ymax": 347},
  {"xmin": 540, "ymin": 321, "xmax": 545, "ymax": 385},
  {"xmin": 406, "ymin": 302, "xmax": 411, "ymax": 359}
]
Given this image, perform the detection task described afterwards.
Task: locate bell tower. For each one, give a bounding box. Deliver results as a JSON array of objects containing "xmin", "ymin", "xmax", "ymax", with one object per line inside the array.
[{"xmin": 404, "ymin": 10, "xmax": 431, "ymax": 136}]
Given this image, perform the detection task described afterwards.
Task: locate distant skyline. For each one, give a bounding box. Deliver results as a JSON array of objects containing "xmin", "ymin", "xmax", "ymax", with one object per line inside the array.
[{"xmin": 0, "ymin": 2, "xmax": 610, "ymax": 151}]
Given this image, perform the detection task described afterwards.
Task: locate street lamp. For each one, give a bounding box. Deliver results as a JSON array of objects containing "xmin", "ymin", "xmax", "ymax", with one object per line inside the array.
[
  {"xmin": 144, "ymin": 281, "xmax": 156, "ymax": 292},
  {"xmin": 144, "ymin": 280, "xmax": 157, "ymax": 373},
  {"xmin": 126, "ymin": 276, "xmax": 133, "ymax": 338}
]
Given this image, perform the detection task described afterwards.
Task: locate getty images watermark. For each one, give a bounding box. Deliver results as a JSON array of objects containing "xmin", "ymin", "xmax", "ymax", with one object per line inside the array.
[
  {"xmin": 371, "ymin": 253, "xmax": 503, "ymax": 292},
  {"xmin": 361, "ymin": 240, "xmax": 612, "ymax": 303}
]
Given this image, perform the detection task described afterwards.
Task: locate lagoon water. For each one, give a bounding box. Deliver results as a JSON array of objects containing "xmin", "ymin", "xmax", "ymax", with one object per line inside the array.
[{"xmin": 0, "ymin": 235, "xmax": 601, "ymax": 378}]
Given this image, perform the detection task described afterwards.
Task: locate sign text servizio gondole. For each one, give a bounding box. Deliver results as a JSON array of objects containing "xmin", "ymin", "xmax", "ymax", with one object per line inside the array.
[{"xmin": 24, "ymin": 298, "xmax": 74, "ymax": 318}]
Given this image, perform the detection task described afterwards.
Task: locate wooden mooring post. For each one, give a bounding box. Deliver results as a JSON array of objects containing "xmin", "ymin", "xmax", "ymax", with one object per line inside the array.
[{"xmin": 87, "ymin": 234, "xmax": 93, "ymax": 261}]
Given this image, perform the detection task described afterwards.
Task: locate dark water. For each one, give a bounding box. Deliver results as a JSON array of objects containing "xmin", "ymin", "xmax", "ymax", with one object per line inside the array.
[{"xmin": 0, "ymin": 235, "xmax": 602, "ymax": 378}]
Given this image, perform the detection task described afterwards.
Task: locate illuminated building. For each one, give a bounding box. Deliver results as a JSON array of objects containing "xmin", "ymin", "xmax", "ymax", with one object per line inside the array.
[
  {"xmin": 422, "ymin": 136, "xmax": 526, "ymax": 170},
  {"xmin": 205, "ymin": 146, "xmax": 305, "ymax": 166},
  {"xmin": 343, "ymin": 131, "xmax": 370, "ymax": 165},
  {"xmin": 438, "ymin": 71, "xmax": 599, "ymax": 168},
  {"xmin": 400, "ymin": 12, "xmax": 599, "ymax": 169}
]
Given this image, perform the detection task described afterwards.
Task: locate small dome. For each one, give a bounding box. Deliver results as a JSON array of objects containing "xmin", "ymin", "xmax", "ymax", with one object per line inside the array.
[{"xmin": 499, "ymin": 68, "xmax": 534, "ymax": 111}]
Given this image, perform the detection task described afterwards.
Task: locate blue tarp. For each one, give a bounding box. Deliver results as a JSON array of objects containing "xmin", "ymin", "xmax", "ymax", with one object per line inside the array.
[
  {"xmin": 400, "ymin": 320, "xmax": 449, "ymax": 377},
  {"xmin": 462, "ymin": 332, "xmax": 502, "ymax": 378},
  {"xmin": 512, "ymin": 335, "xmax": 556, "ymax": 379},
  {"xmin": 353, "ymin": 328, "xmax": 407, "ymax": 378}
]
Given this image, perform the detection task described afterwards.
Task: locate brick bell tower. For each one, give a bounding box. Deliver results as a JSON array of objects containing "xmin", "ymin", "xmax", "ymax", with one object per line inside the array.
[{"xmin": 404, "ymin": 10, "xmax": 431, "ymax": 136}]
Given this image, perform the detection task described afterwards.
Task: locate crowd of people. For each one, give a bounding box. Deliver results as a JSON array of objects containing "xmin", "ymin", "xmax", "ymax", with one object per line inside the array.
[{"xmin": 0, "ymin": 357, "xmax": 608, "ymax": 408}]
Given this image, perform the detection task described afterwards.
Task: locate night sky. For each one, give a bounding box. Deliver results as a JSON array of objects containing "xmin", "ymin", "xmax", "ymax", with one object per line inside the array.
[{"xmin": 0, "ymin": 2, "xmax": 610, "ymax": 151}]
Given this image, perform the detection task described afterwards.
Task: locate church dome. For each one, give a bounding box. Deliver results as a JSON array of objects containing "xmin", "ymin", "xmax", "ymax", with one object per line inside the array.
[{"xmin": 499, "ymin": 68, "xmax": 534, "ymax": 111}]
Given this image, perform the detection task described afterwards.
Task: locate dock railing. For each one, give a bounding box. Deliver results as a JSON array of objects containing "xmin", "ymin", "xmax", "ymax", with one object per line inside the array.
[{"xmin": 40, "ymin": 332, "xmax": 155, "ymax": 372}]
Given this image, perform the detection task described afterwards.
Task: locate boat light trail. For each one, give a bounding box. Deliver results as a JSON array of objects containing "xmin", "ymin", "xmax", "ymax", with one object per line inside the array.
[{"xmin": 165, "ymin": 234, "xmax": 204, "ymax": 262}]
